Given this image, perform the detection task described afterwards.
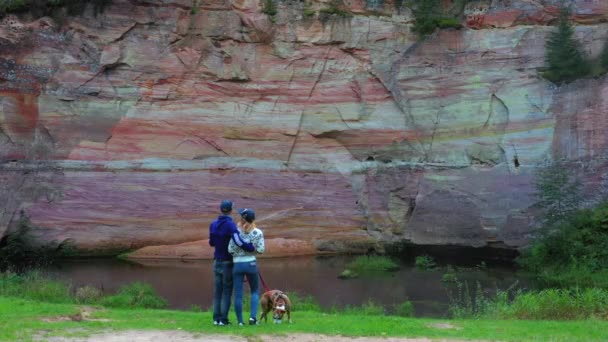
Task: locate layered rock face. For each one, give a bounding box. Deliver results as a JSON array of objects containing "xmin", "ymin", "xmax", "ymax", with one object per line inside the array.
[{"xmin": 1, "ymin": 0, "xmax": 607, "ymax": 257}]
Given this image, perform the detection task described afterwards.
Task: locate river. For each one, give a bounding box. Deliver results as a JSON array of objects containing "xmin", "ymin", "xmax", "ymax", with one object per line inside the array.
[{"xmin": 45, "ymin": 256, "xmax": 532, "ymax": 318}]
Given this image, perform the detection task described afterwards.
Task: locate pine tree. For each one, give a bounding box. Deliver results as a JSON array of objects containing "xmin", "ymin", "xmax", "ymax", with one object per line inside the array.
[
  {"xmin": 411, "ymin": 0, "xmax": 441, "ymax": 36},
  {"xmin": 544, "ymin": 7, "xmax": 590, "ymax": 84}
]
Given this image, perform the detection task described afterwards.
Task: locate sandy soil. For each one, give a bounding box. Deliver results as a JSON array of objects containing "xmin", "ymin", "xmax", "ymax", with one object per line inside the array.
[{"xmin": 41, "ymin": 331, "xmax": 486, "ymax": 342}]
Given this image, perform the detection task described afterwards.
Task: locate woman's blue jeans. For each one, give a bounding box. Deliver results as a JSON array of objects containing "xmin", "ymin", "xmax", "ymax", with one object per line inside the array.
[{"xmin": 233, "ymin": 260, "xmax": 260, "ymax": 324}]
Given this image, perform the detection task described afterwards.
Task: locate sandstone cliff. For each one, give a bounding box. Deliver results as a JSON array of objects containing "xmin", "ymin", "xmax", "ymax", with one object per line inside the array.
[{"xmin": 1, "ymin": 0, "xmax": 607, "ymax": 257}]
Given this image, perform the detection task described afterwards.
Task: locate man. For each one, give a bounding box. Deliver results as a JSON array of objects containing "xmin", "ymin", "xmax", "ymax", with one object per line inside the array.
[{"xmin": 208, "ymin": 200, "xmax": 255, "ymax": 326}]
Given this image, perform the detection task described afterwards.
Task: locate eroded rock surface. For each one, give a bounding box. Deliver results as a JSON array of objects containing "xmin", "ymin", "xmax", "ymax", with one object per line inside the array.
[{"xmin": 1, "ymin": 0, "xmax": 607, "ymax": 256}]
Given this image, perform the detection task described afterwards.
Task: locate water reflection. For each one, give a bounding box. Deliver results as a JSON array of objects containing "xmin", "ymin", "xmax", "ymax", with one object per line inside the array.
[{"xmin": 46, "ymin": 256, "xmax": 531, "ymax": 317}]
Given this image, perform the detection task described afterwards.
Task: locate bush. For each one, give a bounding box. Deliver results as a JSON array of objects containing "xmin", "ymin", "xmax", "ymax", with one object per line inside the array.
[
  {"xmin": 414, "ymin": 255, "xmax": 436, "ymax": 270},
  {"xmin": 408, "ymin": 0, "xmax": 461, "ymax": 36},
  {"xmin": 542, "ymin": 6, "xmax": 591, "ymax": 84},
  {"xmin": 303, "ymin": 6, "xmax": 315, "ymax": 18},
  {"xmin": 393, "ymin": 300, "xmax": 414, "ymax": 317},
  {"xmin": 519, "ymin": 159, "xmax": 608, "ymax": 287},
  {"xmin": 319, "ymin": 0, "xmax": 351, "ymax": 17},
  {"xmin": 74, "ymin": 285, "xmax": 102, "ymax": 304},
  {"xmin": 100, "ymin": 282, "xmax": 167, "ymax": 309},
  {"xmin": 519, "ymin": 202, "xmax": 608, "ymax": 287},
  {"xmin": 345, "ymin": 255, "xmax": 399, "ymax": 275}
]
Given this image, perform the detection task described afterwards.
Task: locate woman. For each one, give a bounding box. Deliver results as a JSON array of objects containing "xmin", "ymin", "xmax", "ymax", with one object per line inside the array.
[{"xmin": 228, "ymin": 208, "xmax": 265, "ymax": 326}]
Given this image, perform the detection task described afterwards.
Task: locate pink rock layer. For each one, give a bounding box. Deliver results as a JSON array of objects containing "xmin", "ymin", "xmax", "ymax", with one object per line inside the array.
[{"xmin": 1, "ymin": 0, "xmax": 608, "ymax": 256}]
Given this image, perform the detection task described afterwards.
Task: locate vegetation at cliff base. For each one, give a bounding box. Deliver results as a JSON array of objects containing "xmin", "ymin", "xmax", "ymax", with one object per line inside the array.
[{"xmin": 518, "ymin": 160, "xmax": 608, "ymax": 288}]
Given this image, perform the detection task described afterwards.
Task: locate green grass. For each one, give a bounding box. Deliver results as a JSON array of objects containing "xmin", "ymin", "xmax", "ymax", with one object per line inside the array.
[
  {"xmin": 1, "ymin": 296, "xmax": 608, "ymax": 341},
  {"xmin": 0, "ymin": 271, "xmax": 73, "ymax": 303},
  {"xmin": 344, "ymin": 255, "xmax": 399, "ymax": 275},
  {"xmin": 449, "ymin": 283, "xmax": 608, "ymax": 320},
  {"xmin": 100, "ymin": 282, "xmax": 167, "ymax": 309},
  {"xmin": 0, "ymin": 272, "xmax": 166, "ymax": 308}
]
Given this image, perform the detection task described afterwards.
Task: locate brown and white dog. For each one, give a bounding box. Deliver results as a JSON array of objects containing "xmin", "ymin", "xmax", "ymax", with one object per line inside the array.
[{"xmin": 260, "ymin": 290, "xmax": 292, "ymax": 324}]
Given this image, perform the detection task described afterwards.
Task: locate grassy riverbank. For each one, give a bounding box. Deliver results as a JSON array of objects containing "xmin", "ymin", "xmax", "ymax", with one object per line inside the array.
[
  {"xmin": 3, "ymin": 271, "xmax": 608, "ymax": 341},
  {"xmin": 2, "ymin": 296, "xmax": 608, "ymax": 342}
]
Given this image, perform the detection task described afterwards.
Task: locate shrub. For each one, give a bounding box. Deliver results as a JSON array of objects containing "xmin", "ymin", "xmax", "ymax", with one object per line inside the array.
[
  {"xmin": 414, "ymin": 255, "xmax": 436, "ymax": 270},
  {"xmin": 393, "ymin": 300, "xmax": 414, "ymax": 317},
  {"xmin": 100, "ymin": 282, "xmax": 167, "ymax": 309},
  {"xmin": 519, "ymin": 159, "xmax": 608, "ymax": 287},
  {"xmin": 345, "ymin": 255, "xmax": 399, "ymax": 275},
  {"xmin": 319, "ymin": 0, "xmax": 351, "ymax": 17},
  {"xmin": 542, "ymin": 6, "xmax": 591, "ymax": 84},
  {"xmin": 442, "ymin": 272, "xmax": 458, "ymax": 283},
  {"xmin": 519, "ymin": 203, "xmax": 608, "ymax": 281},
  {"xmin": 74, "ymin": 285, "xmax": 102, "ymax": 304},
  {"xmin": 303, "ymin": 6, "xmax": 315, "ymax": 18},
  {"xmin": 408, "ymin": 0, "xmax": 461, "ymax": 36}
]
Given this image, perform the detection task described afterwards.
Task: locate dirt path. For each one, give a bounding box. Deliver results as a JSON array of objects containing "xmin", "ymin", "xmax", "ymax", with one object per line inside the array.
[{"xmin": 42, "ymin": 331, "xmax": 485, "ymax": 342}]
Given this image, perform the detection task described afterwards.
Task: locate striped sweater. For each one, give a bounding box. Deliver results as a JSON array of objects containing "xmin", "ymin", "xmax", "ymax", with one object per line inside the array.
[{"xmin": 228, "ymin": 227, "xmax": 265, "ymax": 263}]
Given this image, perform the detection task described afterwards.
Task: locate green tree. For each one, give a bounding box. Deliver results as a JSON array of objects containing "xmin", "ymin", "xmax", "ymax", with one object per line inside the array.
[
  {"xmin": 410, "ymin": 0, "xmax": 441, "ymax": 36},
  {"xmin": 543, "ymin": 6, "xmax": 591, "ymax": 83},
  {"xmin": 262, "ymin": 0, "xmax": 277, "ymax": 16}
]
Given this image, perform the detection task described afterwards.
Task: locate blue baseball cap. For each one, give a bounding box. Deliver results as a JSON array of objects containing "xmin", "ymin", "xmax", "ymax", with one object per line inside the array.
[
  {"xmin": 238, "ymin": 208, "xmax": 255, "ymax": 223},
  {"xmin": 220, "ymin": 200, "xmax": 233, "ymax": 213}
]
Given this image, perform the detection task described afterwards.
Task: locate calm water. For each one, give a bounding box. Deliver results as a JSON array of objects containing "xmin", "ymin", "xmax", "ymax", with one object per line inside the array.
[{"xmin": 45, "ymin": 256, "xmax": 532, "ymax": 317}]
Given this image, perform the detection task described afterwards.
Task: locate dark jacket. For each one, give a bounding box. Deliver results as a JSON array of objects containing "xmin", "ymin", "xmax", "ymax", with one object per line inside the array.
[{"xmin": 209, "ymin": 214, "xmax": 254, "ymax": 260}]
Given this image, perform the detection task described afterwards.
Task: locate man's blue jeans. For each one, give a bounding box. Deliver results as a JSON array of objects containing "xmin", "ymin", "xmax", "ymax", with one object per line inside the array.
[
  {"xmin": 233, "ymin": 260, "xmax": 260, "ymax": 324},
  {"xmin": 213, "ymin": 260, "xmax": 233, "ymax": 323}
]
